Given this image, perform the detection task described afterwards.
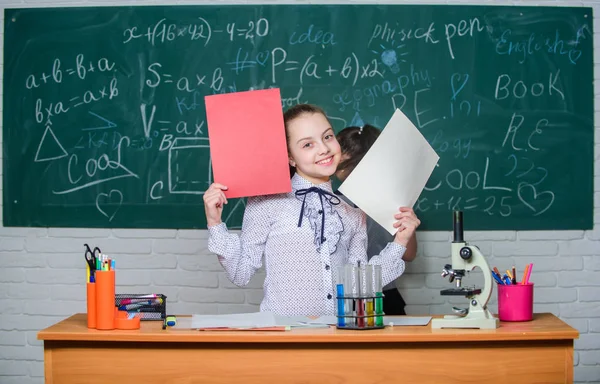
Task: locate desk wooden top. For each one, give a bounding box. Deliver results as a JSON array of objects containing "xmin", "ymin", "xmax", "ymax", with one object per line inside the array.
[{"xmin": 38, "ymin": 313, "xmax": 578, "ymax": 344}]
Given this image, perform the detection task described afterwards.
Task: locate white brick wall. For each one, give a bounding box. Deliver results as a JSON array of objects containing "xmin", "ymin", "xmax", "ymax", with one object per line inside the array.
[{"xmin": 0, "ymin": 0, "xmax": 599, "ymax": 383}]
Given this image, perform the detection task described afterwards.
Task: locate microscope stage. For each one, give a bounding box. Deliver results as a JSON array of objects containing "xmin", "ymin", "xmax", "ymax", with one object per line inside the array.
[{"xmin": 440, "ymin": 288, "xmax": 482, "ymax": 296}]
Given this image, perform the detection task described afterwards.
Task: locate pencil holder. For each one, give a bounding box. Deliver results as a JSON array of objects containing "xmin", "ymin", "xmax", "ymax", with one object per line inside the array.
[
  {"xmin": 115, "ymin": 294, "xmax": 167, "ymax": 321},
  {"xmin": 498, "ymin": 283, "xmax": 534, "ymax": 322},
  {"xmin": 95, "ymin": 270, "xmax": 115, "ymax": 330},
  {"xmin": 115, "ymin": 316, "xmax": 141, "ymax": 330},
  {"xmin": 86, "ymin": 282, "xmax": 96, "ymax": 329},
  {"xmin": 335, "ymin": 264, "xmax": 385, "ymax": 330}
]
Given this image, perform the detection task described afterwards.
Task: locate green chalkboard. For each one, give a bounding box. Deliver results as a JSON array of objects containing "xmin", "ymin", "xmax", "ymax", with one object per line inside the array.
[{"xmin": 2, "ymin": 5, "xmax": 594, "ymax": 230}]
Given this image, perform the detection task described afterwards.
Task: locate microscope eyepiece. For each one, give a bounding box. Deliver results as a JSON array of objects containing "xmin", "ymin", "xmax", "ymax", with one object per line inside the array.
[{"xmin": 453, "ymin": 210, "xmax": 464, "ymax": 243}]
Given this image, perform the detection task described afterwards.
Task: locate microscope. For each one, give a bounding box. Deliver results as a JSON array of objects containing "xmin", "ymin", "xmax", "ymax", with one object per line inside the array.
[{"xmin": 431, "ymin": 211, "xmax": 499, "ymax": 329}]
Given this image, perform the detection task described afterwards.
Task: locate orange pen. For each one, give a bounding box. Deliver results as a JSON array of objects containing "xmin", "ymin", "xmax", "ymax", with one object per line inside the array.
[{"xmin": 521, "ymin": 264, "xmax": 530, "ymax": 285}]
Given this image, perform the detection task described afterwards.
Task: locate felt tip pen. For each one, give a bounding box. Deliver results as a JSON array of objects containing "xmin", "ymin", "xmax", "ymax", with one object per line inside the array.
[
  {"xmin": 521, "ymin": 264, "xmax": 530, "ymax": 285},
  {"xmin": 120, "ymin": 298, "xmax": 162, "ymax": 305},
  {"xmin": 524, "ymin": 263, "xmax": 533, "ymax": 285},
  {"xmin": 493, "ymin": 267, "xmax": 501, "ymax": 277},
  {"xmin": 491, "ymin": 271, "xmax": 504, "ymax": 285},
  {"xmin": 166, "ymin": 315, "xmax": 177, "ymax": 327}
]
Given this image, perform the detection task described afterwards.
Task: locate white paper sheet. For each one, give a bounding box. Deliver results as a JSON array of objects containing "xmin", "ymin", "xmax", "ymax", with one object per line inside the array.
[
  {"xmin": 338, "ymin": 109, "xmax": 440, "ymax": 235},
  {"xmin": 274, "ymin": 315, "xmax": 329, "ymax": 328},
  {"xmin": 384, "ymin": 316, "xmax": 432, "ymax": 326},
  {"xmin": 175, "ymin": 314, "xmax": 431, "ymax": 329},
  {"xmin": 305, "ymin": 315, "xmax": 338, "ymax": 325},
  {"xmin": 190, "ymin": 311, "xmax": 277, "ymax": 329}
]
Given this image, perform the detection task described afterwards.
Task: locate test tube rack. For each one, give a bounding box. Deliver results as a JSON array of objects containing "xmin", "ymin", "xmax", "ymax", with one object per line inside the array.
[
  {"xmin": 335, "ymin": 293, "xmax": 386, "ymax": 330},
  {"xmin": 335, "ymin": 263, "xmax": 385, "ymax": 330}
]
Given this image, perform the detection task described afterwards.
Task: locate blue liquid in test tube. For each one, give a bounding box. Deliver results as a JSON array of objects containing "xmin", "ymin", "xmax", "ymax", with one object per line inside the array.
[
  {"xmin": 336, "ymin": 284, "xmax": 345, "ymax": 327},
  {"xmin": 336, "ymin": 266, "xmax": 346, "ymax": 327}
]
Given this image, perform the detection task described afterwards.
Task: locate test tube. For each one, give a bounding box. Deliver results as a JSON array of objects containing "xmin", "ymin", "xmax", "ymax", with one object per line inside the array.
[
  {"xmin": 335, "ymin": 266, "xmax": 345, "ymax": 327},
  {"xmin": 356, "ymin": 264, "xmax": 366, "ymax": 328},
  {"xmin": 373, "ymin": 265, "xmax": 384, "ymax": 326},
  {"xmin": 365, "ymin": 265, "xmax": 374, "ymax": 326},
  {"xmin": 344, "ymin": 264, "xmax": 355, "ymax": 324}
]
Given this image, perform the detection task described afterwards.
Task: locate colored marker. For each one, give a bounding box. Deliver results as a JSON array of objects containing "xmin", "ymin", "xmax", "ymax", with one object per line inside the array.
[
  {"xmin": 166, "ymin": 316, "xmax": 177, "ymax": 327},
  {"xmin": 521, "ymin": 264, "xmax": 530, "ymax": 285},
  {"xmin": 493, "ymin": 267, "xmax": 501, "ymax": 277},
  {"xmin": 491, "ymin": 271, "xmax": 504, "ymax": 285},
  {"xmin": 524, "ymin": 263, "xmax": 533, "ymax": 285}
]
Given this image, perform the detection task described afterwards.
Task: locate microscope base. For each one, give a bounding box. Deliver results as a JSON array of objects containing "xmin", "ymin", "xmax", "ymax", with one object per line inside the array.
[{"xmin": 431, "ymin": 314, "xmax": 499, "ymax": 329}]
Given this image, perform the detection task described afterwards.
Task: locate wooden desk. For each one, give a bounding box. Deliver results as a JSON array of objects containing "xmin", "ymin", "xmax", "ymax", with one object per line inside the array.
[{"xmin": 38, "ymin": 313, "xmax": 578, "ymax": 384}]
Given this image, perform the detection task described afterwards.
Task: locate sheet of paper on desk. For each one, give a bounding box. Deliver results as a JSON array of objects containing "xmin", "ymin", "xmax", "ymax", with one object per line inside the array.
[
  {"xmin": 274, "ymin": 315, "xmax": 330, "ymax": 328},
  {"xmin": 205, "ymin": 88, "xmax": 291, "ymax": 199},
  {"xmin": 191, "ymin": 311, "xmax": 277, "ymax": 329},
  {"xmin": 384, "ymin": 316, "xmax": 432, "ymax": 326},
  {"xmin": 172, "ymin": 316, "xmax": 192, "ymax": 330},
  {"xmin": 305, "ymin": 315, "xmax": 337, "ymax": 325},
  {"xmin": 338, "ymin": 109, "xmax": 440, "ymax": 235}
]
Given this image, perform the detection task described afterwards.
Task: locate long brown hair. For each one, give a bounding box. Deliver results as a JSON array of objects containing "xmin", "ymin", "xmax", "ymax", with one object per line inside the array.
[{"xmin": 283, "ymin": 104, "xmax": 329, "ymax": 177}]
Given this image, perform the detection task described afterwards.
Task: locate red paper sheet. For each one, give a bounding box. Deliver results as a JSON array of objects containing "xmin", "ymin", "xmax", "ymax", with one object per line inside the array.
[{"xmin": 205, "ymin": 89, "xmax": 291, "ymax": 198}]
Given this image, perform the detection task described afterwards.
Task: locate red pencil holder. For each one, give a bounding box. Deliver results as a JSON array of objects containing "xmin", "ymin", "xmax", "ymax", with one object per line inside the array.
[{"xmin": 498, "ymin": 283, "xmax": 534, "ymax": 322}]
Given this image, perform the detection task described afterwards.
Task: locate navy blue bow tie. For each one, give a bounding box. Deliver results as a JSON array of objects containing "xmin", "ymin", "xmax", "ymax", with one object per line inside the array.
[{"xmin": 295, "ymin": 187, "xmax": 341, "ymax": 244}]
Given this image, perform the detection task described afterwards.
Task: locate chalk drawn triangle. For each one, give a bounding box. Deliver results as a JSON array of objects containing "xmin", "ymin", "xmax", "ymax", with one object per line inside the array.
[
  {"xmin": 349, "ymin": 112, "xmax": 364, "ymax": 128},
  {"xmin": 34, "ymin": 124, "xmax": 68, "ymax": 162},
  {"xmin": 82, "ymin": 111, "xmax": 117, "ymax": 131}
]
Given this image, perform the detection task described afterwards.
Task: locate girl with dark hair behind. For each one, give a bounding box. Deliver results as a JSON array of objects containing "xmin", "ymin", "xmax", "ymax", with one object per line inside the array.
[{"xmin": 336, "ymin": 124, "xmax": 418, "ymax": 316}]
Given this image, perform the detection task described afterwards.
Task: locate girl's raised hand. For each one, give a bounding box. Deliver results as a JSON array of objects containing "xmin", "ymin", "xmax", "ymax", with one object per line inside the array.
[
  {"xmin": 203, "ymin": 183, "xmax": 228, "ymax": 227},
  {"xmin": 392, "ymin": 207, "xmax": 421, "ymax": 247}
]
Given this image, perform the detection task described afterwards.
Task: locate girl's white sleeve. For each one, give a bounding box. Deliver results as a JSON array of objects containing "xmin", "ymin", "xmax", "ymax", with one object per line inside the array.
[
  {"xmin": 348, "ymin": 211, "xmax": 406, "ymax": 287},
  {"xmin": 207, "ymin": 196, "xmax": 271, "ymax": 287}
]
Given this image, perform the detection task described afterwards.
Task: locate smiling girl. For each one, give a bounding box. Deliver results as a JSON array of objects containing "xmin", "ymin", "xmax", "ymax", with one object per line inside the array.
[{"xmin": 203, "ymin": 104, "xmax": 420, "ymax": 316}]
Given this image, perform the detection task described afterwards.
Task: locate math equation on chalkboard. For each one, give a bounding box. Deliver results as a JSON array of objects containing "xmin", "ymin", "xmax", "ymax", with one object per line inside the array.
[{"xmin": 2, "ymin": 5, "xmax": 593, "ymax": 230}]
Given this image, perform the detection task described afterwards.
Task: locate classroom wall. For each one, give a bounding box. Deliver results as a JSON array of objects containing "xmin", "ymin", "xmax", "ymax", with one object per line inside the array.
[{"xmin": 0, "ymin": 0, "xmax": 598, "ymax": 382}]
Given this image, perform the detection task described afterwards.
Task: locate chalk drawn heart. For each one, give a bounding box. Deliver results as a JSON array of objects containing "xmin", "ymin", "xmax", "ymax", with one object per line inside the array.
[
  {"xmin": 450, "ymin": 73, "xmax": 469, "ymax": 100},
  {"xmin": 517, "ymin": 182, "xmax": 554, "ymax": 217},
  {"xmin": 256, "ymin": 51, "xmax": 270, "ymax": 66},
  {"xmin": 96, "ymin": 190, "xmax": 123, "ymax": 222}
]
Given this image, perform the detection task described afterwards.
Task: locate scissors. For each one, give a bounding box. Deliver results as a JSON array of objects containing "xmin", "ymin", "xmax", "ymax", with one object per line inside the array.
[{"xmin": 84, "ymin": 243, "xmax": 101, "ymax": 273}]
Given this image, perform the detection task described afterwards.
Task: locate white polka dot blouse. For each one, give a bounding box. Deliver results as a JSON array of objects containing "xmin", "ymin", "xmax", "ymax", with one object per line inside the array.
[{"xmin": 208, "ymin": 173, "xmax": 406, "ymax": 317}]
